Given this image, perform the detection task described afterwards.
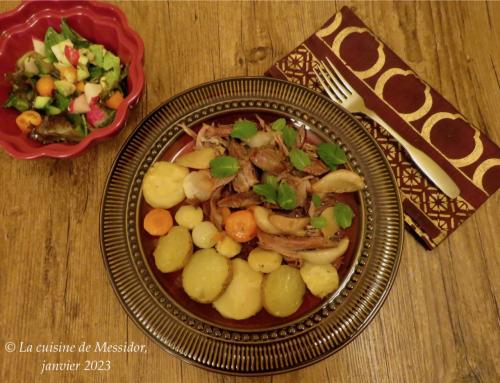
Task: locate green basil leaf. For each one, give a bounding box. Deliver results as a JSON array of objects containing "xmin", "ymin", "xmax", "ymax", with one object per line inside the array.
[
  {"xmin": 263, "ymin": 174, "xmax": 278, "ymax": 189},
  {"xmin": 271, "ymin": 118, "xmax": 286, "ymax": 132},
  {"xmin": 210, "ymin": 155, "xmax": 240, "ymax": 178},
  {"xmin": 231, "ymin": 120, "xmax": 258, "ymax": 139},
  {"xmin": 289, "ymin": 148, "xmax": 311, "ymax": 171},
  {"xmin": 282, "ymin": 126, "xmax": 297, "ymax": 149},
  {"xmin": 312, "ymin": 194, "xmax": 321, "ymax": 208},
  {"xmin": 317, "ymin": 142, "xmax": 347, "ymax": 169},
  {"xmin": 253, "ymin": 183, "xmax": 277, "ymax": 204},
  {"xmin": 277, "ymin": 182, "xmax": 297, "ymax": 210},
  {"xmin": 334, "ymin": 202, "xmax": 354, "ymax": 229},
  {"xmin": 311, "ymin": 216, "xmax": 327, "ymax": 229}
]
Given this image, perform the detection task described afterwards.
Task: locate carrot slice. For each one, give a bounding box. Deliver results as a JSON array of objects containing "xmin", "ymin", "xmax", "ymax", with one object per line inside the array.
[
  {"xmin": 224, "ymin": 210, "xmax": 258, "ymax": 243},
  {"xmin": 36, "ymin": 76, "xmax": 55, "ymax": 97},
  {"xmin": 143, "ymin": 208, "xmax": 173, "ymax": 236},
  {"xmin": 105, "ymin": 91, "xmax": 124, "ymax": 110}
]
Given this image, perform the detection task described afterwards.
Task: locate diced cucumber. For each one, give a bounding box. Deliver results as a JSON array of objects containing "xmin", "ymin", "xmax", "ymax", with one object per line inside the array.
[
  {"xmin": 88, "ymin": 44, "xmax": 105, "ymax": 67},
  {"xmin": 77, "ymin": 66, "xmax": 89, "ymax": 81},
  {"xmin": 54, "ymin": 80, "xmax": 76, "ymax": 97},
  {"xmin": 35, "ymin": 57, "xmax": 53, "ymax": 74},
  {"xmin": 45, "ymin": 105, "xmax": 62, "ymax": 115},
  {"xmin": 33, "ymin": 96, "xmax": 52, "ymax": 109}
]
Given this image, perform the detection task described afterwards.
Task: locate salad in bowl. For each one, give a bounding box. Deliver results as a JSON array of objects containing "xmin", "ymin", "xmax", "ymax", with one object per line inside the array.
[{"xmin": 3, "ymin": 19, "xmax": 127, "ymax": 144}]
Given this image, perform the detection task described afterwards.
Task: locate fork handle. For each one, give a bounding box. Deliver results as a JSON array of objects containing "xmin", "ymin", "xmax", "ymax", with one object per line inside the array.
[{"xmin": 366, "ymin": 112, "xmax": 460, "ymax": 199}]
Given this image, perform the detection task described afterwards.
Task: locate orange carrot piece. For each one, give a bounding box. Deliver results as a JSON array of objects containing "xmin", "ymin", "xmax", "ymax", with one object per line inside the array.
[
  {"xmin": 143, "ymin": 208, "xmax": 173, "ymax": 236},
  {"xmin": 105, "ymin": 91, "xmax": 124, "ymax": 110},
  {"xmin": 224, "ymin": 210, "xmax": 257, "ymax": 243},
  {"xmin": 36, "ymin": 76, "xmax": 55, "ymax": 96}
]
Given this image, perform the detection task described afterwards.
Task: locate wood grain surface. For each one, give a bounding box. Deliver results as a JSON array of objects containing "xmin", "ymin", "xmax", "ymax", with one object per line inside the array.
[{"xmin": 0, "ymin": 1, "xmax": 499, "ymax": 382}]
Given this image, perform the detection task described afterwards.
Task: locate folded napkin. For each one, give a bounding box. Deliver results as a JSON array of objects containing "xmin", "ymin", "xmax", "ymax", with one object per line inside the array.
[{"xmin": 266, "ymin": 6, "xmax": 500, "ymax": 249}]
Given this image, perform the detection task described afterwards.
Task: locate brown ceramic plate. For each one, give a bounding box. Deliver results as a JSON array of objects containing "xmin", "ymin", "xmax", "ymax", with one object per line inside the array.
[{"xmin": 100, "ymin": 77, "xmax": 403, "ymax": 375}]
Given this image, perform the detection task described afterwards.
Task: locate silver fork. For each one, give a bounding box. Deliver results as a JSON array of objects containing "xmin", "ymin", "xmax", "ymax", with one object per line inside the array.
[{"xmin": 313, "ymin": 58, "xmax": 460, "ymax": 199}]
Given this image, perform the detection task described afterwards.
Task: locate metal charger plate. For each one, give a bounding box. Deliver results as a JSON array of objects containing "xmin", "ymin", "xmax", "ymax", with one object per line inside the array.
[{"xmin": 100, "ymin": 77, "xmax": 404, "ymax": 375}]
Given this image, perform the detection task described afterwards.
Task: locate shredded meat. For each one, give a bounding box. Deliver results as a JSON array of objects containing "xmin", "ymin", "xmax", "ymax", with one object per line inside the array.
[
  {"xmin": 303, "ymin": 159, "xmax": 329, "ymax": 176},
  {"xmin": 233, "ymin": 159, "xmax": 258, "ymax": 192},
  {"xmin": 217, "ymin": 191, "xmax": 261, "ymax": 208},
  {"xmin": 209, "ymin": 187, "xmax": 224, "ymax": 230},
  {"xmin": 249, "ymin": 147, "xmax": 288, "ymax": 173},
  {"xmin": 228, "ymin": 140, "xmax": 249, "ymax": 160},
  {"xmin": 195, "ymin": 123, "xmax": 229, "ymax": 153},
  {"xmin": 296, "ymin": 126, "xmax": 306, "ymax": 149}
]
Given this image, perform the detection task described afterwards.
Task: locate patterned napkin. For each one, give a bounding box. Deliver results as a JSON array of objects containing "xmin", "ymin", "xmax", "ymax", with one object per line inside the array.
[{"xmin": 265, "ymin": 7, "xmax": 500, "ymax": 249}]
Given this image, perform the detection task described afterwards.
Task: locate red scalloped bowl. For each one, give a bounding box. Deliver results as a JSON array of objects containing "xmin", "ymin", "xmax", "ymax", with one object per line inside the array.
[{"xmin": 0, "ymin": 0, "xmax": 144, "ymax": 159}]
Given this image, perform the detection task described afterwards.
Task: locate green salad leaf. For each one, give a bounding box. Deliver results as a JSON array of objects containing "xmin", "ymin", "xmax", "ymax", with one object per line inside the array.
[
  {"xmin": 44, "ymin": 27, "xmax": 66, "ymax": 63},
  {"xmin": 54, "ymin": 92, "xmax": 70, "ymax": 111},
  {"xmin": 3, "ymin": 94, "xmax": 29, "ymax": 112},
  {"xmin": 282, "ymin": 126, "xmax": 297, "ymax": 149},
  {"xmin": 210, "ymin": 155, "xmax": 240, "ymax": 178},
  {"xmin": 253, "ymin": 183, "xmax": 277, "ymax": 204},
  {"xmin": 317, "ymin": 142, "xmax": 347, "ymax": 169},
  {"xmin": 231, "ymin": 120, "xmax": 257, "ymax": 140},
  {"xmin": 311, "ymin": 216, "xmax": 327, "ymax": 229},
  {"xmin": 60, "ymin": 19, "xmax": 89, "ymax": 48},
  {"xmin": 334, "ymin": 202, "xmax": 354, "ymax": 229},
  {"xmin": 277, "ymin": 182, "xmax": 297, "ymax": 210},
  {"xmin": 289, "ymin": 148, "xmax": 311, "ymax": 171},
  {"xmin": 271, "ymin": 118, "xmax": 286, "ymax": 132}
]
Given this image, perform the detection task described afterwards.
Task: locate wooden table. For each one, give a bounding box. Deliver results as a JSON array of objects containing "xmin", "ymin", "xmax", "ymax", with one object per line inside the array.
[{"xmin": 1, "ymin": 2, "xmax": 498, "ymax": 382}]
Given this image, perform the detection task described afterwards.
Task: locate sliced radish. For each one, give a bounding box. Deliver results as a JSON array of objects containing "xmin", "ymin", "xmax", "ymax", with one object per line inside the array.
[
  {"xmin": 68, "ymin": 94, "xmax": 90, "ymax": 114},
  {"xmin": 86, "ymin": 103, "xmax": 106, "ymax": 126},
  {"xmin": 84, "ymin": 83, "xmax": 102, "ymax": 104},
  {"xmin": 32, "ymin": 38, "xmax": 46, "ymax": 56}
]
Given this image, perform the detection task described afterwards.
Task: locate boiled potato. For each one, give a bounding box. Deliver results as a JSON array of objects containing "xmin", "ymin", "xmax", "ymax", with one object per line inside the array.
[
  {"xmin": 182, "ymin": 249, "xmax": 231, "ymax": 303},
  {"xmin": 216, "ymin": 234, "xmax": 242, "ymax": 258},
  {"xmin": 248, "ymin": 248, "xmax": 282, "ymax": 273},
  {"xmin": 192, "ymin": 221, "xmax": 219, "ymax": 249},
  {"xmin": 175, "ymin": 148, "xmax": 217, "ymax": 169},
  {"xmin": 213, "ymin": 259, "xmax": 263, "ymax": 320},
  {"xmin": 299, "ymin": 237, "xmax": 349, "ymax": 265},
  {"xmin": 154, "ymin": 226, "xmax": 192, "ymax": 273},
  {"xmin": 142, "ymin": 161, "xmax": 189, "ymax": 209},
  {"xmin": 175, "ymin": 205, "xmax": 203, "ymax": 229},
  {"xmin": 320, "ymin": 207, "xmax": 340, "ymax": 239},
  {"xmin": 300, "ymin": 262, "xmax": 339, "ymax": 298},
  {"xmin": 262, "ymin": 265, "xmax": 306, "ymax": 317}
]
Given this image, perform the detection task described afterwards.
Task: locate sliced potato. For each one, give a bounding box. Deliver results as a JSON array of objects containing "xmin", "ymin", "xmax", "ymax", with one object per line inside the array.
[
  {"xmin": 175, "ymin": 148, "xmax": 217, "ymax": 169},
  {"xmin": 216, "ymin": 234, "xmax": 242, "ymax": 258},
  {"xmin": 182, "ymin": 249, "xmax": 231, "ymax": 303},
  {"xmin": 312, "ymin": 169, "xmax": 364, "ymax": 194},
  {"xmin": 268, "ymin": 214, "xmax": 309, "ymax": 235},
  {"xmin": 183, "ymin": 170, "xmax": 215, "ymax": 202},
  {"xmin": 300, "ymin": 262, "xmax": 339, "ymax": 298},
  {"xmin": 262, "ymin": 265, "xmax": 305, "ymax": 317},
  {"xmin": 213, "ymin": 259, "xmax": 263, "ymax": 320},
  {"xmin": 192, "ymin": 221, "xmax": 219, "ymax": 249},
  {"xmin": 298, "ymin": 237, "xmax": 349, "ymax": 265},
  {"xmin": 320, "ymin": 207, "xmax": 340, "ymax": 238},
  {"xmin": 142, "ymin": 161, "xmax": 189, "ymax": 209},
  {"xmin": 175, "ymin": 205, "xmax": 204, "ymax": 229},
  {"xmin": 248, "ymin": 247, "xmax": 282, "ymax": 273},
  {"xmin": 252, "ymin": 206, "xmax": 281, "ymax": 234},
  {"xmin": 154, "ymin": 226, "xmax": 192, "ymax": 273}
]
